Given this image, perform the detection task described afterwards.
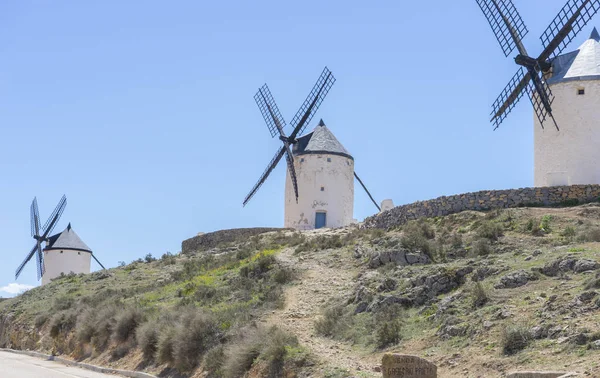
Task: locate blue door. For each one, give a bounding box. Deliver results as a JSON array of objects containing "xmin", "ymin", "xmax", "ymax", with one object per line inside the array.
[{"xmin": 315, "ymin": 212, "xmax": 326, "ymax": 229}]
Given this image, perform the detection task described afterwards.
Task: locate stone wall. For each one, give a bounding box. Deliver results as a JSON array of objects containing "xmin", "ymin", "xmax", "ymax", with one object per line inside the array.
[
  {"xmin": 181, "ymin": 228, "xmax": 284, "ymax": 254},
  {"xmin": 364, "ymin": 185, "xmax": 600, "ymax": 229}
]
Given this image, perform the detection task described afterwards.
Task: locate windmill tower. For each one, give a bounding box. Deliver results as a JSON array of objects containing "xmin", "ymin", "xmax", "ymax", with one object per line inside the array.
[
  {"xmin": 243, "ymin": 67, "xmax": 381, "ymax": 229},
  {"xmin": 535, "ymin": 28, "xmax": 600, "ymax": 186},
  {"xmin": 16, "ymin": 196, "xmax": 105, "ymax": 285},
  {"xmin": 476, "ymin": 0, "xmax": 600, "ymax": 186}
]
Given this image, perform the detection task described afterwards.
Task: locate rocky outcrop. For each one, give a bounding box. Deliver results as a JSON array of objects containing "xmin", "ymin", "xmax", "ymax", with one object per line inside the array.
[
  {"xmin": 495, "ymin": 270, "xmax": 538, "ymax": 289},
  {"xmin": 536, "ymin": 256, "xmax": 600, "ymax": 276},
  {"xmin": 368, "ymin": 249, "xmax": 431, "ymax": 268}
]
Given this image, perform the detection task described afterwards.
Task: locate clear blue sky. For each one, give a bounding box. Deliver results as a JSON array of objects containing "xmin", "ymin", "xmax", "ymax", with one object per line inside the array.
[{"xmin": 1, "ymin": 0, "xmax": 598, "ymax": 295}]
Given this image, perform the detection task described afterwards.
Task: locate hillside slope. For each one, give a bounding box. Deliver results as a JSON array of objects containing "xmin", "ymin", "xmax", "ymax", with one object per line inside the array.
[{"xmin": 2, "ymin": 204, "xmax": 600, "ymax": 377}]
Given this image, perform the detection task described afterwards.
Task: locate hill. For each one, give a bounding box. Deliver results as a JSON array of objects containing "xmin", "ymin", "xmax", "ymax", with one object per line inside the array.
[{"xmin": 2, "ymin": 204, "xmax": 600, "ymax": 377}]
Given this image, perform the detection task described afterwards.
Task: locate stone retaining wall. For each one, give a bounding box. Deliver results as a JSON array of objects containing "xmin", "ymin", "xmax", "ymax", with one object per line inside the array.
[
  {"xmin": 364, "ymin": 185, "xmax": 600, "ymax": 229},
  {"xmin": 181, "ymin": 227, "xmax": 284, "ymax": 254}
]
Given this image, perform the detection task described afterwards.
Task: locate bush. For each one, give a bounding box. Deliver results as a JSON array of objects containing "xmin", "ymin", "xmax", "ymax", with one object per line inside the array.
[
  {"xmin": 400, "ymin": 221, "xmax": 436, "ymax": 260},
  {"xmin": 577, "ymin": 227, "xmax": 600, "ymax": 242},
  {"xmin": 136, "ymin": 320, "xmax": 159, "ymax": 361},
  {"xmin": 272, "ymin": 267, "xmax": 295, "ymax": 284},
  {"xmin": 203, "ymin": 345, "xmax": 225, "ymax": 377},
  {"xmin": 156, "ymin": 326, "xmax": 176, "ymax": 365},
  {"xmin": 539, "ymin": 215, "xmax": 553, "ymax": 233},
  {"xmin": 470, "ymin": 282, "xmax": 489, "ymax": 308},
  {"xmin": 561, "ymin": 226, "xmax": 576, "ymax": 239},
  {"xmin": 75, "ymin": 308, "xmax": 97, "ymax": 343},
  {"xmin": 501, "ymin": 324, "xmax": 531, "ymax": 355},
  {"xmin": 49, "ymin": 310, "xmax": 77, "ymax": 338},
  {"xmin": 172, "ymin": 309, "xmax": 219, "ymax": 372},
  {"xmin": 315, "ymin": 303, "xmax": 348, "ymax": 337},
  {"xmin": 222, "ymin": 326, "xmax": 298, "ymax": 378},
  {"xmin": 144, "ymin": 253, "xmax": 156, "ymax": 263},
  {"xmin": 471, "ymin": 239, "xmax": 492, "ymax": 256},
  {"xmin": 34, "ymin": 314, "xmax": 48, "ymax": 329},
  {"xmin": 113, "ymin": 307, "xmax": 144, "ymax": 343},
  {"xmin": 376, "ymin": 320, "xmax": 402, "ymax": 348},
  {"xmin": 477, "ymin": 221, "xmax": 504, "ymax": 241},
  {"xmin": 52, "ymin": 296, "xmax": 74, "ymax": 311},
  {"xmin": 90, "ymin": 305, "xmax": 118, "ymax": 352}
]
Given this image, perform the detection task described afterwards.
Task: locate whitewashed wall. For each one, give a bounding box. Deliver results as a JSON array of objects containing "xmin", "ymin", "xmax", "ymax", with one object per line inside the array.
[
  {"xmin": 534, "ymin": 79, "xmax": 600, "ymax": 187},
  {"xmin": 284, "ymin": 153, "xmax": 354, "ymax": 229},
  {"xmin": 42, "ymin": 249, "xmax": 91, "ymax": 285}
]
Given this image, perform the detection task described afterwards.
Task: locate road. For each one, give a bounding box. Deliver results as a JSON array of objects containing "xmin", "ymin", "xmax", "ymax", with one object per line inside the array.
[{"xmin": 0, "ymin": 351, "xmax": 118, "ymax": 378}]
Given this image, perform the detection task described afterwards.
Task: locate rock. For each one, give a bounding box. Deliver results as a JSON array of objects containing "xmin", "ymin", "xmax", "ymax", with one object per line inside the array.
[
  {"xmin": 354, "ymin": 302, "xmax": 369, "ymax": 314},
  {"xmin": 472, "ymin": 266, "xmax": 501, "ymax": 282},
  {"xmin": 530, "ymin": 325, "xmax": 548, "ymax": 339},
  {"xmin": 495, "ymin": 270, "xmax": 538, "ymax": 289},
  {"xmin": 483, "ymin": 320, "xmax": 494, "ymax": 330},
  {"xmin": 532, "ymin": 249, "xmax": 543, "ymax": 256},
  {"xmin": 378, "ymin": 278, "xmax": 398, "ymax": 292},
  {"xmin": 369, "ymin": 249, "xmax": 431, "ymax": 268},
  {"xmin": 573, "ymin": 259, "xmax": 600, "ymax": 273},
  {"xmin": 589, "ymin": 340, "xmax": 600, "ymax": 350},
  {"xmin": 576, "ymin": 291, "xmax": 597, "ymax": 302},
  {"xmin": 381, "ymin": 353, "xmax": 437, "ymax": 378},
  {"xmin": 537, "ymin": 256, "xmax": 600, "ymax": 276}
]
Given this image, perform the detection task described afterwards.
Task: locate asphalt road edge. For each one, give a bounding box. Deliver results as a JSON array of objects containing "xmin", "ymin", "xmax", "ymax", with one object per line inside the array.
[{"xmin": 0, "ymin": 348, "xmax": 157, "ymax": 378}]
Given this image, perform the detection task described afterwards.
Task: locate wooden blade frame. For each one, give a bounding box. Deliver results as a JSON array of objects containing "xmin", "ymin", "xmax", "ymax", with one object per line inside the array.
[
  {"xmin": 243, "ymin": 147, "xmax": 286, "ymax": 206},
  {"xmin": 476, "ymin": 0, "xmax": 529, "ymax": 57},
  {"xmin": 354, "ymin": 172, "xmax": 381, "ymax": 212},
  {"xmin": 539, "ymin": 0, "xmax": 600, "ymax": 61}
]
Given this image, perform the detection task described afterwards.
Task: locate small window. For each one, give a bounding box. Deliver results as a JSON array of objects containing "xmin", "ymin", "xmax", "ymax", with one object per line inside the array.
[
  {"xmin": 60, "ymin": 251, "xmax": 63, "ymax": 254},
  {"xmin": 320, "ymin": 186, "xmax": 325, "ymax": 191},
  {"xmin": 300, "ymin": 158, "xmax": 304, "ymax": 163},
  {"xmin": 578, "ymin": 88, "xmax": 585, "ymax": 95},
  {"xmin": 78, "ymin": 252, "xmax": 81, "ymax": 255},
  {"xmin": 327, "ymin": 157, "xmax": 331, "ymax": 162}
]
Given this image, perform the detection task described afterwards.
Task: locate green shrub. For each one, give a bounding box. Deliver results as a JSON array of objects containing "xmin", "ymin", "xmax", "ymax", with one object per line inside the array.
[
  {"xmin": 136, "ymin": 320, "xmax": 159, "ymax": 361},
  {"xmin": 577, "ymin": 227, "xmax": 600, "ymax": 242},
  {"xmin": 471, "ymin": 239, "xmax": 492, "ymax": 256},
  {"xmin": 376, "ymin": 320, "xmax": 402, "ymax": 348},
  {"xmin": 52, "ymin": 296, "xmax": 74, "ymax": 311},
  {"xmin": 156, "ymin": 326, "xmax": 176, "ymax": 365},
  {"xmin": 75, "ymin": 308, "xmax": 97, "ymax": 343},
  {"xmin": 34, "ymin": 314, "xmax": 48, "ymax": 329},
  {"xmin": 271, "ymin": 267, "xmax": 295, "ymax": 284},
  {"xmin": 477, "ymin": 221, "xmax": 504, "ymax": 241},
  {"xmin": 470, "ymin": 282, "xmax": 489, "ymax": 308},
  {"xmin": 315, "ymin": 303, "xmax": 349, "ymax": 337},
  {"xmin": 400, "ymin": 222, "xmax": 436, "ymax": 261},
  {"xmin": 559, "ymin": 198, "xmax": 579, "ymax": 207},
  {"xmin": 90, "ymin": 306, "xmax": 117, "ymax": 352},
  {"xmin": 539, "ymin": 215, "xmax": 553, "ymax": 233},
  {"xmin": 561, "ymin": 226, "xmax": 576, "ymax": 239},
  {"xmin": 49, "ymin": 310, "xmax": 77, "ymax": 338},
  {"xmin": 172, "ymin": 309, "xmax": 219, "ymax": 372},
  {"xmin": 501, "ymin": 324, "xmax": 531, "ymax": 355},
  {"xmin": 222, "ymin": 326, "xmax": 298, "ymax": 378},
  {"xmin": 113, "ymin": 307, "xmax": 144, "ymax": 343},
  {"xmin": 203, "ymin": 345, "xmax": 225, "ymax": 377}
]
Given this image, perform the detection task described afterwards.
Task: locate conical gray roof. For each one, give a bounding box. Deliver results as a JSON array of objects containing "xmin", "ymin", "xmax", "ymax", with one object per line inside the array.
[
  {"xmin": 292, "ymin": 120, "xmax": 353, "ymax": 160},
  {"xmin": 46, "ymin": 223, "xmax": 92, "ymax": 253},
  {"xmin": 548, "ymin": 27, "xmax": 600, "ymax": 84}
]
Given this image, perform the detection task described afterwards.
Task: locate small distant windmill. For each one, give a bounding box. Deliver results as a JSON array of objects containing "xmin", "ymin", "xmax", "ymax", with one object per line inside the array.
[
  {"xmin": 16, "ymin": 195, "xmax": 105, "ymax": 284},
  {"xmin": 476, "ymin": 0, "xmax": 600, "ymax": 130},
  {"xmin": 244, "ymin": 67, "xmax": 381, "ymax": 229}
]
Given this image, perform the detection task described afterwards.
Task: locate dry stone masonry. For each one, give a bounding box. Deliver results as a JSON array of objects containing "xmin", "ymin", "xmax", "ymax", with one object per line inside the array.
[
  {"xmin": 365, "ymin": 185, "xmax": 600, "ymax": 229},
  {"xmin": 181, "ymin": 228, "xmax": 283, "ymax": 254}
]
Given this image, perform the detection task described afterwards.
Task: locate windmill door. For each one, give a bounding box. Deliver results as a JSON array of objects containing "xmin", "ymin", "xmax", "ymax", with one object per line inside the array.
[{"xmin": 315, "ymin": 212, "xmax": 326, "ymax": 229}]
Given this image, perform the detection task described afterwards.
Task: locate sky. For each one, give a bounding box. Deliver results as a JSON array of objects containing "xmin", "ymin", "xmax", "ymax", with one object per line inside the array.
[{"xmin": 1, "ymin": 0, "xmax": 598, "ymax": 296}]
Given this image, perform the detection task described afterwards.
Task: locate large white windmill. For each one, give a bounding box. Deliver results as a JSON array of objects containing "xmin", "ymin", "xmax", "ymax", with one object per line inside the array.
[
  {"xmin": 476, "ymin": 0, "xmax": 600, "ymax": 186},
  {"xmin": 243, "ymin": 67, "xmax": 381, "ymax": 230},
  {"xmin": 15, "ymin": 196, "xmax": 105, "ymax": 285}
]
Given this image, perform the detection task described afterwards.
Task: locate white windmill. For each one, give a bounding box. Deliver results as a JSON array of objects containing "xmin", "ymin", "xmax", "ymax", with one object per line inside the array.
[
  {"xmin": 15, "ymin": 196, "xmax": 105, "ymax": 285},
  {"xmin": 243, "ymin": 67, "xmax": 381, "ymax": 230},
  {"xmin": 476, "ymin": 0, "xmax": 600, "ymax": 186}
]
